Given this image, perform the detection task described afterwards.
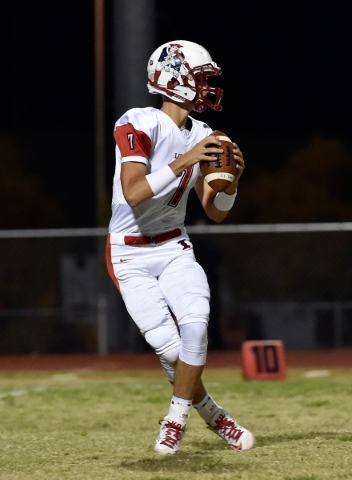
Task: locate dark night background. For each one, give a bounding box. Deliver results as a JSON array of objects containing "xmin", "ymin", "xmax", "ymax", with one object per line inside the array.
[{"xmin": 1, "ymin": 0, "xmax": 351, "ymax": 228}]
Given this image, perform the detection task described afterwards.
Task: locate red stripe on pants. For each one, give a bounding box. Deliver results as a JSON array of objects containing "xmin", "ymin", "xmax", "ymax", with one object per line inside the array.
[{"xmin": 105, "ymin": 234, "xmax": 121, "ymax": 292}]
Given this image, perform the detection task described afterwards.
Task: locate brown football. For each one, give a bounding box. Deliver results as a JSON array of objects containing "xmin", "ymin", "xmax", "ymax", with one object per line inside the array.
[{"xmin": 200, "ymin": 130, "xmax": 236, "ymax": 192}]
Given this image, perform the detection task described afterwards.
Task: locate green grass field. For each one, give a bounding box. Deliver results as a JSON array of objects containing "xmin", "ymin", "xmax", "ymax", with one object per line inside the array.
[{"xmin": 0, "ymin": 368, "xmax": 351, "ymax": 480}]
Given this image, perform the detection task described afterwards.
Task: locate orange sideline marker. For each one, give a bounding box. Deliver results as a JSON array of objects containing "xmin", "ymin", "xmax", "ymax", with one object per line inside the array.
[{"xmin": 241, "ymin": 340, "xmax": 287, "ymax": 380}]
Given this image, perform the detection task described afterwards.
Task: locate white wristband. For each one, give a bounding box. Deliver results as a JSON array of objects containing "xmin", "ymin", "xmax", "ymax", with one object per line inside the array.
[
  {"xmin": 145, "ymin": 165, "xmax": 177, "ymax": 195},
  {"xmin": 213, "ymin": 190, "xmax": 237, "ymax": 211}
]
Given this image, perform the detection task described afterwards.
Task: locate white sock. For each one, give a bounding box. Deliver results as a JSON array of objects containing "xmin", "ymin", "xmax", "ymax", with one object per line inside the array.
[
  {"xmin": 167, "ymin": 396, "xmax": 192, "ymax": 426},
  {"xmin": 193, "ymin": 393, "xmax": 222, "ymax": 427}
]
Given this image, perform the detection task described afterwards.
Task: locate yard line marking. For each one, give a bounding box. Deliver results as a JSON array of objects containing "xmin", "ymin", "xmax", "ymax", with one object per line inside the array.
[
  {"xmin": 0, "ymin": 386, "xmax": 48, "ymax": 399},
  {"xmin": 0, "ymin": 389, "xmax": 27, "ymax": 399},
  {"xmin": 51, "ymin": 373, "xmax": 79, "ymax": 381},
  {"xmin": 302, "ymin": 370, "xmax": 332, "ymax": 378},
  {"xmin": 33, "ymin": 386, "xmax": 47, "ymax": 392}
]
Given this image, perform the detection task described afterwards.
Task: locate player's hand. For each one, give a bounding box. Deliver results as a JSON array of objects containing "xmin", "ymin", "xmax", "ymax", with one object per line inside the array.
[
  {"xmin": 224, "ymin": 143, "xmax": 245, "ymax": 195},
  {"xmin": 233, "ymin": 143, "xmax": 245, "ymax": 178},
  {"xmin": 172, "ymin": 137, "xmax": 223, "ymax": 173}
]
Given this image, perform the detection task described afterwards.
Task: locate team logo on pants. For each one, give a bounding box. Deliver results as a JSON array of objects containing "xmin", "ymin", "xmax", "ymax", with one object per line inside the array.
[{"xmin": 178, "ymin": 240, "xmax": 190, "ymax": 250}]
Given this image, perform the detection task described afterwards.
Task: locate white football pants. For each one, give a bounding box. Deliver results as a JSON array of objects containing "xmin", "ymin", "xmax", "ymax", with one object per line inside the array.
[{"xmin": 106, "ymin": 235, "xmax": 210, "ymax": 380}]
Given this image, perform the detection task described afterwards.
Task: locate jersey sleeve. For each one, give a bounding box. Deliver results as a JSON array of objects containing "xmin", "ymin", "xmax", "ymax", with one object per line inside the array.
[{"xmin": 113, "ymin": 109, "xmax": 156, "ymax": 165}]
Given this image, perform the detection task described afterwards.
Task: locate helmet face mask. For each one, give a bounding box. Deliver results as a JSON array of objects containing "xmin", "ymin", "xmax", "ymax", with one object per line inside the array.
[
  {"xmin": 191, "ymin": 64, "xmax": 223, "ymax": 113},
  {"xmin": 147, "ymin": 41, "xmax": 223, "ymax": 113}
]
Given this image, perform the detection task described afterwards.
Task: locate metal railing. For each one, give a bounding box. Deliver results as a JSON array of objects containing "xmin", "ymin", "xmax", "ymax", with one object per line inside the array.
[{"xmin": 1, "ymin": 223, "xmax": 352, "ymax": 354}]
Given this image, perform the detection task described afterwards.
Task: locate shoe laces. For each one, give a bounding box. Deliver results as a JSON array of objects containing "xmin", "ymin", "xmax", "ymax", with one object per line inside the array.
[
  {"xmin": 158, "ymin": 419, "xmax": 184, "ymax": 449},
  {"xmin": 214, "ymin": 414, "xmax": 244, "ymax": 442}
]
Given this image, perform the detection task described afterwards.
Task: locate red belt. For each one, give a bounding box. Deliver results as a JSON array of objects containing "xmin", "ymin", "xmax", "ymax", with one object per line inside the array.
[{"xmin": 124, "ymin": 228, "xmax": 182, "ymax": 246}]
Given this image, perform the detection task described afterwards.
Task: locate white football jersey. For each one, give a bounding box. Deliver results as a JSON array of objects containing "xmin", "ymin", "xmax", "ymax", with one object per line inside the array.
[{"xmin": 109, "ymin": 107, "xmax": 212, "ymax": 235}]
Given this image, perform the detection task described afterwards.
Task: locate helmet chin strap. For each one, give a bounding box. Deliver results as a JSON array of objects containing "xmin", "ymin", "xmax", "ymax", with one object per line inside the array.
[
  {"xmin": 193, "ymin": 99, "xmax": 208, "ymax": 113},
  {"xmin": 193, "ymin": 88, "xmax": 224, "ymax": 113}
]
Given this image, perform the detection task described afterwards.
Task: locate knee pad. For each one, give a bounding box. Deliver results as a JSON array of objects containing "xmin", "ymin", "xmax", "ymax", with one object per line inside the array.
[
  {"xmin": 179, "ymin": 322, "xmax": 208, "ymax": 366},
  {"xmin": 180, "ymin": 296, "xmax": 210, "ymax": 325},
  {"xmin": 145, "ymin": 325, "xmax": 181, "ymax": 381},
  {"xmin": 144, "ymin": 325, "xmax": 180, "ymax": 358}
]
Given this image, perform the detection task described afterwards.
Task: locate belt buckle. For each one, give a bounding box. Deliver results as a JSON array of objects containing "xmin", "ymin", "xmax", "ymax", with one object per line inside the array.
[{"xmin": 150, "ymin": 236, "xmax": 156, "ymax": 244}]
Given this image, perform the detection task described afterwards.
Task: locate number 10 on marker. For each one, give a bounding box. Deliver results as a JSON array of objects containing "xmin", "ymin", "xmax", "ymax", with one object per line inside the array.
[{"xmin": 241, "ymin": 340, "xmax": 287, "ymax": 380}]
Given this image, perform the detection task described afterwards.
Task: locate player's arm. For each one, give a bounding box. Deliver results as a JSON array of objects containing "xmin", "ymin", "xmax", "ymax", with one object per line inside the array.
[
  {"xmin": 194, "ymin": 143, "xmax": 245, "ymax": 223},
  {"xmin": 121, "ymin": 162, "xmax": 153, "ymax": 207},
  {"xmin": 115, "ymin": 122, "xmax": 154, "ymax": 207},
  {"xmin": 120, "ymin": 131, "xmax": 223, "ymax": 208}
]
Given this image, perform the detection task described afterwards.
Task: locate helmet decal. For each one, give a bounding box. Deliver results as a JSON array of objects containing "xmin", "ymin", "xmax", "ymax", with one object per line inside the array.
[
  {"xmin": 147, "ymin": 40, "xmax": 223, "ymax": 112},
  {"xmin": 154, "ymin": 44, "xmax": 193, "ymax": 94}
]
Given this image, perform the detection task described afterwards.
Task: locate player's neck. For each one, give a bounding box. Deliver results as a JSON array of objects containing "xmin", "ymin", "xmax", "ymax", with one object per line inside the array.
[{"xmin": 160, "ymin": 98, "xmax": 193, "ymax": 130}]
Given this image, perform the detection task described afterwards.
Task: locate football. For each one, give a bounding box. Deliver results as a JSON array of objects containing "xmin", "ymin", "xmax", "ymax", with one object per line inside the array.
[{"xmin": 200, "ymin": 130, "xmax": 236, "ymax": 192}]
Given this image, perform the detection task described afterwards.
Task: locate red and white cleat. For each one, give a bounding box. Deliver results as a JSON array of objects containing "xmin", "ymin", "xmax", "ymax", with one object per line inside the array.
[
  {"xmin": 154, "ymin": 417, "xmax": 187, "ymax": 455},
  {"xmin": 208, "ymin": 410, "xmax": 255, "ymax": 451}
]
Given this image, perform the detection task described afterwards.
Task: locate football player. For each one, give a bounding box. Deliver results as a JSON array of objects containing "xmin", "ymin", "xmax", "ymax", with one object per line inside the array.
[{"xmin": 106, "ymin": 40, "xmax": 255, "ymax": 454}]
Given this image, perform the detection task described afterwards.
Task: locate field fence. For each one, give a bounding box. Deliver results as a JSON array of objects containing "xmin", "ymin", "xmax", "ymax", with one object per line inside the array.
[{"xmin": 1, "ymin": 223, "xmax": 352, "ymax": 355}]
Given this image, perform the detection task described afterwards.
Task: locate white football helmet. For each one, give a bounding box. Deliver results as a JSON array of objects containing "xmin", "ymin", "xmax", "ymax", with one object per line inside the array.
[{"xmin": 147, "ymin": 40, "xmax": 223, "ymax": 113}]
